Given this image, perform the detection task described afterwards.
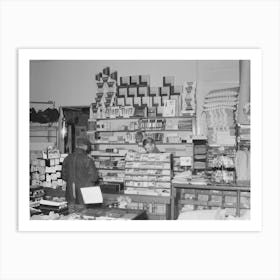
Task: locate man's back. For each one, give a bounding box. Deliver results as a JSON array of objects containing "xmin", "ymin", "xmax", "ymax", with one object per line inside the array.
[{"xmin": 62, "ymin": 148, "xmax": 98, "ymax": 204}]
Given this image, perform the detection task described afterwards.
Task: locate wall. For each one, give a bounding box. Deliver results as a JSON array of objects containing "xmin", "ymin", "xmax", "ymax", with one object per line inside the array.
[{"xmin": 30, "ymin": 60, "xmax": 240, "ymax": 133}]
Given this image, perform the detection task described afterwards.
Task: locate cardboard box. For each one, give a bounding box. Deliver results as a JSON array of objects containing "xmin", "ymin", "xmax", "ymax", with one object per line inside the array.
[
  {"xmin": 48, "ymin": 150, "xmax": 60, "ymax": 159},
  {"xmin": 163, "ymin": 99, "xmax": 176, "ymax": 117},
  {"xmin": 120, "ymin": 76, "xmax": 130, "ymax": 86},
  {"xmin": 46, "ymin": 174, "xmax": 52, "ymax": 182},
  {"xmin": 38, "ymin": 166, "xmax": 46, "ymax": 174},
  {"xmin": 110, "ymin": 71, "xmax": 118, "ymax": 81},
  {"xmin": 138, "ymin": 86, "xmax": 148, "ymax": 97},
  {"xmin": 32, "ymin": 173, "xmax": 40, "ymax": 180},
  {"xmin": 142, "ymin": 96, "xmax": 150, "ymax": 107},
  {"xmin": 52, "ymin": 181, "xmax": 58, "ymax": 189},
  {"xmin": 173, "ymin": 85, "xmax": 183, "ymax": 95},
  {"xmin": 148, "ymin": 107, "xmax": 157, "ymax": 118},
  {"xmin": 57, "ymin": 179, "xmax": 63, "ymax": 186},
  {"xmin": 130, "ymin": 75, "xmax": 140, "ymax": 85},
  {"xmin": 31, "ymin": 179, "xmax": 40, "ymax": 186},
  {"xmin": 128, "ymin": 86, "xmax": 138, "ymax": 98},
  {"xmin": 157, "ymin": 106, "xmax": 164, "ymax": 116},
  {"xmin": 152, "ymin": 96, "xmax": 161, "ymax": 107},
  {"xmin": 118, "ymin": 87, "xmax": 128, "ymax": 97},
  {"xmin": 117, "ymin": 98, "xmax": 125, "ymax": 106},
  {"xmin": 45, "ymin": 181, "xmax": 52, "ymax": 188},
  {"xmin": 38, "ymin": 160, "xmax": 45, "ymax": 167},
  {"xmin": 42, "ymin": 151, "xmax": 48, "ymax": 160},
  {"xmin": 125, "ymin": 97, "xmax": 133, "ymax": 106},
  {"xmin": 140, "ymin": 75, "xmax": 150, "ymax": 85},
  {"xmin": 31, "ymin": 160, "xmax": 39, "ymax": 166},
  {"xmin": 103, "ymin": 67, "xmax": 110, "ymax": 76},
  {"xmin": 161, "ymin": 86, "xmax": 171, "ymax": 96},
  {"xmin": 95, "ymin": 73, "xmax": 102, "ymax": 81},
  {"xmin": 30, "ymin": 165, "xmax": 38, "ymax": 172},
  {"xmin": 134, "ymin": 97, "xmax": 142, "ymax": 106},
  {"xmin": 170, "ymin": 95, "xmax": 180, "ymax": 116},
  {"xmin": 150, "ymin": 87, "xmax": 160, "ymax": 97},
  {"xmin": 163, "ymin": 76, "xmax": 175, "ymax": 86},
  {"xmin": 45, "ymin": 167, "xmax": 52, "ymax": 173},
  {"xmin": 55, "ymin": 165, "xmax": 62, "ymax": 171}
]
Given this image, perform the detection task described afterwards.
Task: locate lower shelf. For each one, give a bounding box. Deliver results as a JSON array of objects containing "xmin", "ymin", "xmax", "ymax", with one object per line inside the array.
[
  {"xmin": 102, "ymin": 192, "xmax": 171, "ymax": 204},
  {"xmin": 146, "ymin": 213, "xmax": 166, "ymax": 220}
]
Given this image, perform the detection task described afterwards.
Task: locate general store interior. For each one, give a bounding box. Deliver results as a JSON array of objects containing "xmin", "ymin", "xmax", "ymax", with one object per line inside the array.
[{"xmin": 29, "ymin": 60, "xmax": 250, "ymax": 220}]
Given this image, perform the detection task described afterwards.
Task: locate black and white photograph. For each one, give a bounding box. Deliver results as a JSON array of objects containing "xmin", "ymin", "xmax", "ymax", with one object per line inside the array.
[
  {"xmin": 18, "ymin": 49, "xmax": 261, "ymax": 230},
  {"xmin": 29, "ymin": 59, "xmax": 251, "ymax": 221}
]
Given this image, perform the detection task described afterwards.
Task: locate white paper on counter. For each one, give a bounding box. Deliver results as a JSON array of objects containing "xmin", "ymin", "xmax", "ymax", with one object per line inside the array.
[{"xmin": 80, "ymin": 186, "xmax": 103, "ymax": 204}]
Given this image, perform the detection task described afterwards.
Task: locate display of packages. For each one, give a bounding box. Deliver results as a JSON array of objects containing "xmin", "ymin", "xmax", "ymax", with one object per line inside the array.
[
  {"xmin": 163, "ymin": 99, "xmax": 176, "ymax": 117},
  {"xmin": 124, "ymin": 152, "xmax": 171, "ymax": 197},
  {"xmin": 30, "ymin": 147, "xmax": 67, "ymax": 189},
  {"xmin": 181, "ymin": 81, "xmax": 196, "ymax": 116}
]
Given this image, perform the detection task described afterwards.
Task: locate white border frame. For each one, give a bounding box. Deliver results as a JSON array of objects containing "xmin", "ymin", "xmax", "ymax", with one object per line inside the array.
[{"xmin": 18, "ymin": 48, "xmax": 262, "ymax": 232}]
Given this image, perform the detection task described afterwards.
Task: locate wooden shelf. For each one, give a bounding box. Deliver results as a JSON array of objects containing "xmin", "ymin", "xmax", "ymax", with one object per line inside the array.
[
  {"xmin": 93, "ymin": 129, "xmax": 192, "ymax": 133},
  {"xmin": 30, "ymin": 127, "xmax": 58, "ymax": 132},
  {"xmin": 125, "ymin": 160, "xmax": 170, "ymax": 163},
  {"xmin": 97, "ymin": 168, "xmax": 125, "ymax": 171},
  {"xmin": 171, "ymin": 182, "xmax": 250, "ymax": 220},
  {"xmin": 125, "ymin": 167, "xmax": 170, "ymax": 170},
  {"xmin": 125, "ymin": 185, "xmax": 170, "ymax": 189},
  {"xmin": 147, "ymin": 213, "xmax": 167, "ymax": 220},
  {"xmin": 93, "ymin": 142, "xmax": 191, "ymax": 145},
  {"xmin": 93, "ymin": 143, "xmax": 138, "ymax": 145},
  {"xmin": 95, "ymin": 116, "xmax": 193, "ymax": 121},
  {"xmin": 178, "ymin": 199, "xmax": 249, "ymax": 209},
  {"xmin": 102, "ymin": 192, "xmax": 171, "ymax": 204},
  {"xmin": 91, "ymin": 153, "xmax": 126, "ymax": 157},
  {"xmin": 124, "ymin": 173, "xmax": 171, "ymax": 177},
  {"xmin": 172, "ymin": 183, "xmax": 250, "ymax": 192},
  {"xmin": 30, "ymin": 123, "xmax": 58, "ymax": 128},
  {"xmin": 124, "ymin": 179, "xmax": 170, "ymax": 183}
]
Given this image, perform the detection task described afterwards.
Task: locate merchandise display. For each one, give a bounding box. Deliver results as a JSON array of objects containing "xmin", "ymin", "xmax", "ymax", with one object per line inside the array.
[
  {"xmin": 207, "ymin": 146, "xmax": 236, "ymax": 184},
  {"xmin": 193, "ymin": 139, "xmax": 207, "ymax": 173},
  {"xmin": 181, "ymin": 81, "xmax": 196, "ymax": 116},
  {"xmin": 124, "ymin": 152, "xmax": 171, "ymax": 197},
  {"xmin": 237, "ymin": 124, "xmax": 251, "ymax": 150},
  {"xmin": 29, "ymin": 62, "xmax": 251, "ymax": 220},
  {"xmin": 203, "ymin": 87, "xmax": 238, "ymax": 146},
  {"xmin": 30, "ymin": 147, "xmax": 68, "ymax": 189}
]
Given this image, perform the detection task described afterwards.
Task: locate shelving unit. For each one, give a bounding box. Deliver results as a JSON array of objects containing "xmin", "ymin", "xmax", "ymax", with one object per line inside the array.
[
  {"xmin": 88, "ymin": 115, "xmax": 194, "ymax": 192},
  {"xmin": 122, "ymin": 152, "xmax": 172, "ymax": 219},
  {"xmin": 87, "ymin": 70, "xmax": 197, "ymax": 219},
  {"xmin": 30, "ymin": 123, "xmax": 59, "ymax": 150},
  {"xmin": 171, "ymin": 182, "xmax": 250, "ymax": 219},
  {"xmin": 30, "ymin": 101, "xmax": 59, "ymax": 150}
]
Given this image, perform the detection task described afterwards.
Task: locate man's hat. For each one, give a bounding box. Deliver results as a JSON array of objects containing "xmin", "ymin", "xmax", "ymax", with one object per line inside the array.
[{"xmin": 76, "ymin": 137, "xmax": 91, "ymax": 147}]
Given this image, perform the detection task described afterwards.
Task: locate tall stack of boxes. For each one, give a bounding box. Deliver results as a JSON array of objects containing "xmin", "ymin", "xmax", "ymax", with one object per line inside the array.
[
  {"xmin": 30, "ymin": 147, "xmax": 68, "ymax": 190},
  {"xmin": 90, "ymin": 68, "xmax": 197, "ymax": 120},
  {"xmin": 90, "ymin": 67, "xmax": 118, "ymax": 119}
]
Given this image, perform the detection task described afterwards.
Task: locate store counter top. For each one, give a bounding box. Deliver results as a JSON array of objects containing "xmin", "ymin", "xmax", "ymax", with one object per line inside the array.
[
  {"xmin": 31, "ymin": 205, "xmax": 147, "ymax": 220},
  {"xmin": 70, "ymin": 206, "xmax": 147, "ymax": 220}
]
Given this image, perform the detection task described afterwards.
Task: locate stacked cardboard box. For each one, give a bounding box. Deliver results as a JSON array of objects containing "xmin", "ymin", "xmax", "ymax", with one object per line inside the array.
[
  {"xmin": 90, "ymin": 71, "xmax": 195, "ymax": 119},
  {"xmin": 30, "ymin": 148, "xmax": 68, "ymax": 189}
]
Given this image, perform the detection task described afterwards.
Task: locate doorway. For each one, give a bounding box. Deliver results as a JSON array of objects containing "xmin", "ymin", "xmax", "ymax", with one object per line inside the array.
[{"xmin": 59, "ymin": 106, "xmax": 90, "ymax": 153}]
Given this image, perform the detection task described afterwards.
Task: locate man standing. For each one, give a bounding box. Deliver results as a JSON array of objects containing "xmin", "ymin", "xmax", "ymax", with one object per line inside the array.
[{"xmin": 62, "ymin": 138, "xmax": 98, "ymax": 206}]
